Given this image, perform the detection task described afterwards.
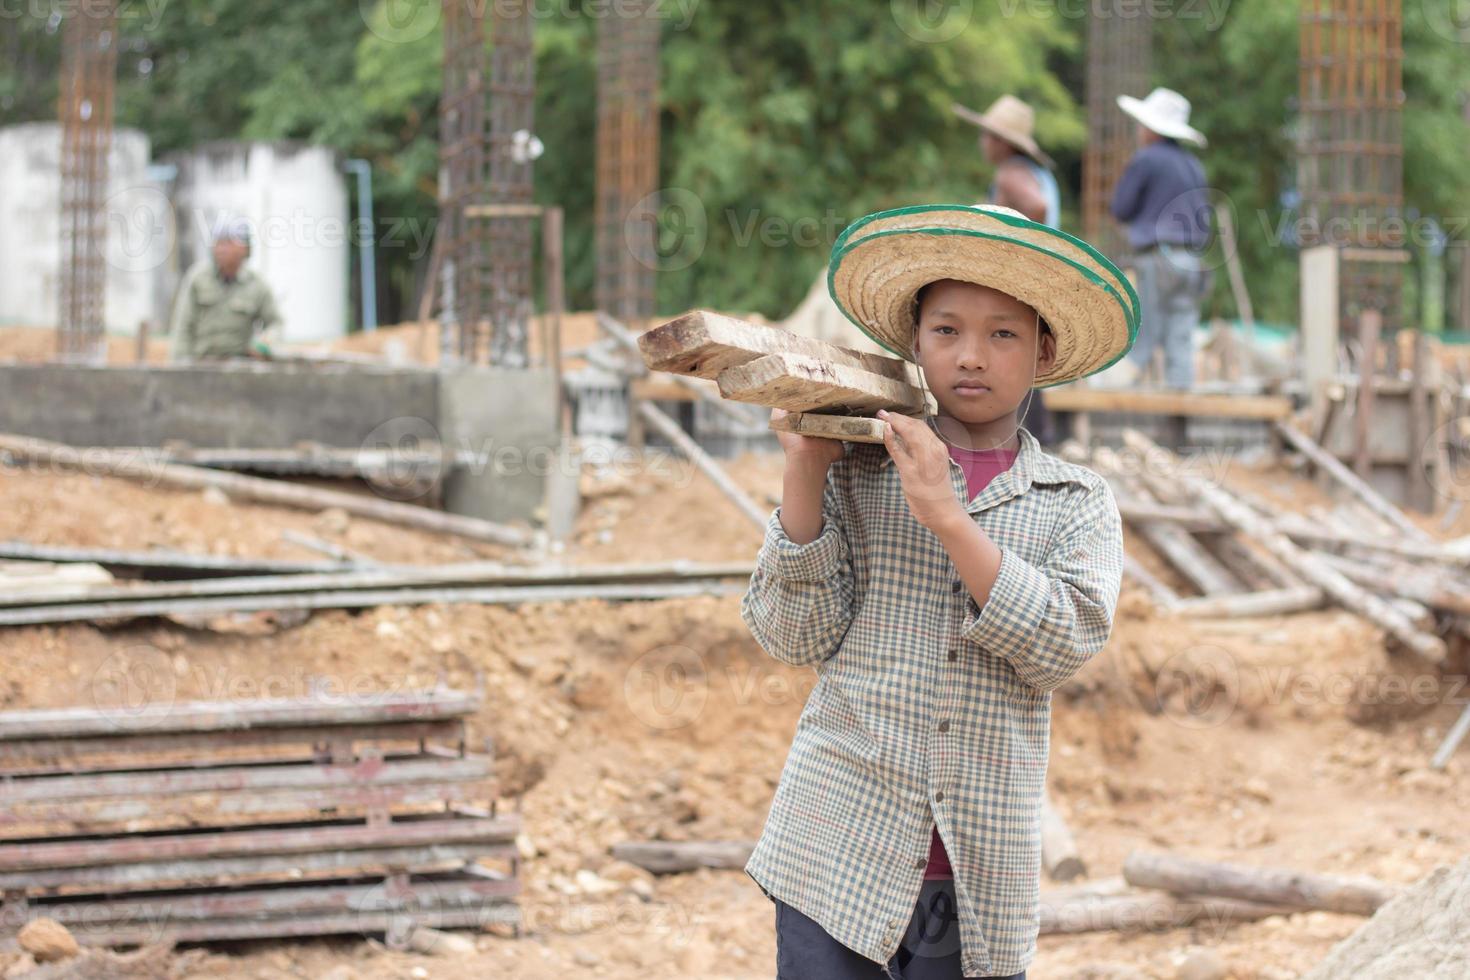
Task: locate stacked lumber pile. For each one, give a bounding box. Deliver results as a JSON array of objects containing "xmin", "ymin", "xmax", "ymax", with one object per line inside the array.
[
  {"xmin": 1067, "ymin": 424, "xmax": 1470, "ymax": 767},
  {"xmin": 638, "ymin": 310, "xmax": 923, "ymax": 444},
  {"xmin": 0, "ymin": 689, "xmax": 519, "ymax": 949}
]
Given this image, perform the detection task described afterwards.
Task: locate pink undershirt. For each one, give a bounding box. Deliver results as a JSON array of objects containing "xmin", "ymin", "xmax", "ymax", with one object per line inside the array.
[{"xmin": 924, "ymin": 440, "xmax": 1019, "ymax": 880}]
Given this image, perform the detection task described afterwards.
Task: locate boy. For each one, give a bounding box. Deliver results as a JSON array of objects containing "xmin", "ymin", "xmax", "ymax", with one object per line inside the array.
[{"xmin": 742, "ymin": 205, "xmax": 1137, "ymax": 979}]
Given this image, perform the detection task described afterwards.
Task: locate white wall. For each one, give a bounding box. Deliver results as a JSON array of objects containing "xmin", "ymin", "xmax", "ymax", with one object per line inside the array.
[
  {"xmin": 0, "ymin": 122, "xmax": 167, "ymax": 333},
  {"xmin": 168, "ymin": 142, "xmax": 349, "ymax": 343}
]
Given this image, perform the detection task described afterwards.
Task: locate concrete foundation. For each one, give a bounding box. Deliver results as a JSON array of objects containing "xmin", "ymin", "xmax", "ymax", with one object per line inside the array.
[{"xmin": 0, "ymin": 363, "xmax": 558, "ymax": 526}]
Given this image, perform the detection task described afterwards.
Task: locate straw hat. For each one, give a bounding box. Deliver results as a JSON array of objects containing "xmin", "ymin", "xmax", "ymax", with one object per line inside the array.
[
  {"xmin": 1116, "ymin": 87, "xmax": 1207, "ymax": 148},
  {"xmin": 952, "ymin": 95, "xmax": 1056, "ymax": 170},
  {"xmin": 826, "ymin": 204, "xmax": 1138, "ymax": 388}
]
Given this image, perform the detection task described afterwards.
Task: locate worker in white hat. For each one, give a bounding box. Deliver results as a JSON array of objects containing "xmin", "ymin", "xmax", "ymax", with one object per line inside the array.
[
  {"xmin": 169, "ymin": 215, "xmax": 283, "ymax": 363},
  {"xmin": 1108, "ymin": 86, "xmax": 1211, "ymax": 390}
]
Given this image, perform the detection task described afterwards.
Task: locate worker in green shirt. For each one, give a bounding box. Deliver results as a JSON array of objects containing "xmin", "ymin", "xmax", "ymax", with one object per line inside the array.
[{"xmin": 169, "ymin": 217, "xmax": 283, "ymax": 362}]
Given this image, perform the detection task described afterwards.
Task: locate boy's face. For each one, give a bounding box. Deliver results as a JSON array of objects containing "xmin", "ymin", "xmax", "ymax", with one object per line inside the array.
[{"xmin": 912, "ymin": 279, "xmax": 1056, "ymax": 427}]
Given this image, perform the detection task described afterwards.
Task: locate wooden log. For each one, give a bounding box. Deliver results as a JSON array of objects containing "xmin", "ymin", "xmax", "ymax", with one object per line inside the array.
[
  {"xmin": 636, "ymin": 401, "xmax": 768, "ymax": 529},
  {"xmin": 0, "ymin": 434, "xmax": 532, "ymax": 548},
  {"xmin": 638, "ymin": 309, "xmax": 909, "ymax": 382},
  {"xmin": 1039, "ymin": 890, "xmax": 1295, "ymax": 935},
  {"xmin": 1121, "ymin": 430, "xmax": 1446, "ymax": 662},
  {"xmin": 1313, "ymin": 551, "xmax": 1470, "ymax": 616},
  {"xmin": 1122, "ymin": 850, "xmax": 1398, "ymax": 916},
  {"xmin": 1273, "ymin": 420, "xmax": 1431, "ymax": 543},
  {"xmin": 768, "ymin": 412, "xmax": 888, "ymax": 445},
  {"xmin": 610, "ymin": 840, "xmax": 754, "ymax": 874},
  {"xmin": 1165, "ymin": 586, "xmax": 1325, "ymax": 619},
  {"xmin": 1040, "ymin": 792, "xmax": 1086, "ymax": 882},
  {"xmin": 717, "ymin": 351, "xmax": 924, "ymax": 414},
  {"xmin": 1355, "ymin": 310, "xmax": 1380, "ymax": 479}
]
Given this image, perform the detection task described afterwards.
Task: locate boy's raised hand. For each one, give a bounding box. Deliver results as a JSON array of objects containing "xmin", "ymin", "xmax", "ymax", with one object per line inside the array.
[
  {"xmin": 878, "ymin": 410, "xmax": 965, "ymax": 532},
  {"xmin": 770, "ymin": 408, "xmax": 844, "ymax": 468}
]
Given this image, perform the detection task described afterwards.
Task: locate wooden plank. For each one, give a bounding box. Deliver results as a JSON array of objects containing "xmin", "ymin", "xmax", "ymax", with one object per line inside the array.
[
  {"xmin": 1273, "ymin": 420, "xmax": 1432, "ymax": 542},
  {"xmin": 638, "ymin": 309, "xmax": 909, "ymax": 382},
  {"xmin": 1300, "ymin": 245, "xmax": 1339, "ymax": 420},
  {"xmin": 1122, "ymin": 430, "xmax": 1445, "ymax": 662},
  {"xmin": 0, "ymin": 559, "xmax": 758, "ymax": 610},
  {"xmin": 4, "ymin": 778, "xmax": 493, "ymax": 837},
  {"xmin": 0, "ymin": 689, "xmax": 480, "ymax": 741},
  {"xmin": 610, "ymin": 840, "xmax": 754, "ymax": 874},
  {"xmin": 768, "ymin": 412, "xmax": 888, "ymax": 445},
  {"xmin": 0, "ymin": 540, "xmax": 347, "ymax": 579},
  {"xmin": 21, "ymin": 872, "xmax": 518, "ymax": 929},
  {"xmin": 2, "ymin": 905, "xmax": 520, "ymax": 950},
  {"xmin": 0, "ymin": 434, "xmax": 533, "ymax": 548},
  {"xmin": 0, "ymin": 719, "xmax": 465, "ymax": 776},
  {"xmin": 0, "ymin": 842, "xmax": 514, "ymax": 893},
  {"xmin": 0, "ymin": 578, "xmax": 747, "ymax": 628},
  {"xmin": 1041, "ymin": 388, "xmax": 1293, "ymax": 420},
  {"xmin": 636, "ymin": 402, "xmax": 768, "ymax": 529},
  {"xmin": 0, "ymin": 755, "xmax": 490, "ymax": 805},
  {"xmin": 0, "ymin": 814, "xmax": 520, "ymax": 874},
  {"xmin": 1122, "ymin": 850, "xmax": 1397, "ymax": 916},
  {"xmin": 716, "ymin": 352, "xmax": 924, "ymax": 414}
]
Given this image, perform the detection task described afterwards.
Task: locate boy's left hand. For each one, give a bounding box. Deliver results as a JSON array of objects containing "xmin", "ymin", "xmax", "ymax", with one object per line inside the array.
[{"xmin": 878, "ymin": 411, "xmax": 966, "ymax": 532}]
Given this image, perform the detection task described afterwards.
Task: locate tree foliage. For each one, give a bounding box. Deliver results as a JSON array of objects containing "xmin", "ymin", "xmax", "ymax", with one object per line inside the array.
[{"xmin": 1, "ymin": 0, "xmax": 1466, "ymax": 328}]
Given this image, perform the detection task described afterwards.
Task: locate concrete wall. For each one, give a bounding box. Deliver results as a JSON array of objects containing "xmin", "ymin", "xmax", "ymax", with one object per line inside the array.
[
  {"xmin": 168, "ymin": 142, "xmax": 350, "ymax": 344},
  {"xmin": 0, "ymin": 123, "xmax": 168, "ymax": 332},
  {"xmin": 0, "ymin": 363, "xmax": 558, "ymax": 525}
]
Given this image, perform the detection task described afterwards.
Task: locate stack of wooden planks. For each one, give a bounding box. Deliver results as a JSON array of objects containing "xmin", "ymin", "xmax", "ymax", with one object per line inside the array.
[
  {"xmin": 638, "ymin": 310, "xmax": 924, "ymax": 444},
  {"xmin": 0, "ymin": 688, "xmax": 520, "ymax": 949}
]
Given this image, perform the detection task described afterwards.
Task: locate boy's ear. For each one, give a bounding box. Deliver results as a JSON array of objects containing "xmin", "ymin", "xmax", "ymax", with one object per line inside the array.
[{"xmin": 1036, "ymin": 329, "xmax": 1057, "ymax": 371}]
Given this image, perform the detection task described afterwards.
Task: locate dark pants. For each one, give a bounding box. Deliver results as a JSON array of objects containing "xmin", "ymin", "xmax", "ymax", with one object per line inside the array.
[{"xmin": 774, "ymin": 879, "xmax": 1026, "ymax": 980}]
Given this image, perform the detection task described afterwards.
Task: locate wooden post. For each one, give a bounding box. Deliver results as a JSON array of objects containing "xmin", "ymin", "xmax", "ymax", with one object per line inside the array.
[
  {"xmin": 1408, "ymin": 329, "xmax": 1433, "ymax": 513},
  {"xmin": 134, "ymin": 320, "xmax": 150, "ymax": 363},
  {"xmin": 414, "ymin": 231, "xmax": 445, "ymax": 365},
  {"xmin": 1122, "ymin": 850, "xmax": 1397, "ymax": 916},
  {"xmin": 1300, "ymin": 245, "xmax": 1339, "ymax": 424},
  {"xmin": 1272, "ymin": 420, "xmax": 1431, "ymax": 543},
  {"xmin": 544, "ymin": 206, "xmax": 567, "ymax": 434},
  {"xmin": 1040, "ymin": 792, "xmax": 1086, "ymax": 882},
  {"xmin": 1355, "ymin": 309, "xmax": 1381, "ymax": 480}
]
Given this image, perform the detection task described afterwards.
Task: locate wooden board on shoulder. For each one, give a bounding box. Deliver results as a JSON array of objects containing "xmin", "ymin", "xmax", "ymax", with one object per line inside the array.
[{"xmin": 768, "ymin": 412, "xmax": 889, "ymax": 444}]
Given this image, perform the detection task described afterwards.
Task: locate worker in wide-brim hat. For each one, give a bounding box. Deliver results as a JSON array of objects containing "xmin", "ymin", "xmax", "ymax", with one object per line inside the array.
[
  {"xmin": 750, "ymin": 203, "xmax": 1134, "ymax": 977},
  {"xmin": 1107, "ymin": 86, "xmax": 1212, "ymax": 390},
  {"xmin": 953, "ymin": 94, "xmax": 1060, "ymax": 228}
]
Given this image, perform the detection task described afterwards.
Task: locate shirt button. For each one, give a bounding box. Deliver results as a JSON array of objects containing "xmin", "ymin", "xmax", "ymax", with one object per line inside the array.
[
  {"xmin": 935, "ymin": 791, "xmax": 945, "ymax": 803},
  {"xmin": 914, "ymin": 858, "xmax": 926, "ymax": 869},
  {"xmin": 938, "ymin": 720, "xmax": 951, "ymax": 733},
  {"xmin": 951, "ymin": 580, "xmax": 962, "ymax": 594},
  {"xmin": 947, "ymin": 649, "xmax": 959, "ymax": 662}
]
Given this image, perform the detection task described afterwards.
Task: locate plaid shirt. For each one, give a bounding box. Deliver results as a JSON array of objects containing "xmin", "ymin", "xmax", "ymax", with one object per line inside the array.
[{"xmin": 741, "ymin": 425, "xmax": 1123, "ymax": 977}]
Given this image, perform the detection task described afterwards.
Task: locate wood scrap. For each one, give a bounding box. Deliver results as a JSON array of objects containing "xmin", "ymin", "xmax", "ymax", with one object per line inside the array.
[
  {"xmin": 1040, "ymin": 792, "xmax": 1086, "ymax": 882},
  {"xmin": 1039, "ymin": 890, "xmax": 1294, "ymax": 935},
  {"xmin": 597, "ymin": 312, "xmax": 763, "ymax": 426},
  {"xmin": 1121, "ymin": 430, "xmax": 1446, "ymax": 662},
  {"xmin": 717, "ymin": 351, "xmax": 924, "ymax": 414},
  {"xmin": 1122, "ymin": 850, "xmax": 1398, "ymax": 916},
  {"xmin": 610, "ymin": 840, "xmax": 754, "ymax": 874},
  {"xmin": 768, "ymin": 412, "xmax": 887, "ymax": 445},
  {"xmin": 0, "ymin": 433, "xmax": 532, "ymax": 548},
  {"xmin": 1273, "ymin": 420, "xmax": 1430, "ymax": 542}
]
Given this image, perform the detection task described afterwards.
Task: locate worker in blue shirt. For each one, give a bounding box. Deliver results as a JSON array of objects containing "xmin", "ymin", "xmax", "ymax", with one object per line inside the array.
[{"xmin": 1110, "ymin": 87, "xmax": 1212, "ymax": 389}]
